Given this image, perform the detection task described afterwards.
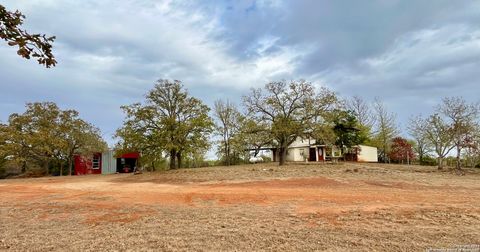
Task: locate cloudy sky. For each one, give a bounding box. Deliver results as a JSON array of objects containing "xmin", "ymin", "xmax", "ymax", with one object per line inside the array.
[{"xmin": 1, "ymin": 0, "xmax": 480, "ymax": 146}]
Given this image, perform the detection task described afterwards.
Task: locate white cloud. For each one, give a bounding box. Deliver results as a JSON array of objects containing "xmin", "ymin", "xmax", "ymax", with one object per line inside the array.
[
  {"xmin": 1, "ymin": 0, "xmax": 480, "ymax": 143},
  {"xmin": 318, "ymin": 24, "xmax": 480, "ymax": 94}
]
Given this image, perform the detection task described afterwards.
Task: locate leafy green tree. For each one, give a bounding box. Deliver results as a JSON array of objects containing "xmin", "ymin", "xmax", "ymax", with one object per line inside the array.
[
  {"xmin": 114, "ymin": 118, "xmax": 164, "ymax": 171},
  {"xmin": 0, "ymin": 113, "xmax": 32, "ymax": 173},
  {"xmin": 58, "ymin": 110, "xmax": 106, "ymax": 175},
  {"xmin": 234, "ymin": 118, "xmax": 272, "ymax": 160},
  {"xmin": 0, "ymin": 102, "xmax": 105, "ymax": 175},
  {"xmin": 0, "ymin": 4, "xmax": 56, "ymax": 67},
  {"xmin": 332, "ymin": 110, "xmax": 367, "ymax": 159},
  {"xmin": 310, "ymin": 122, "xmax": 336, "ymax": 147},
  {"xmin": 0, "ymin": 123, "xmax": 10, "ymax": 176},
  {"xmin": 243, "ymin": 80, "xmax": 338, "ymax": 166},
  {"xmin": 11, "ymin": 102, "xmax": 62, "ymax": 174},
  {"xmin": 116, "ymin": 80, "xmax": 213, "ymax": 169}
]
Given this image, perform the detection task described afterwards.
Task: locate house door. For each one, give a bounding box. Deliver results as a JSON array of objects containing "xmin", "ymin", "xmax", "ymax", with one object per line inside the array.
[
  {"xmin": 318, "ymin": 148, "xmax": 324, "ymax": 161},
  {"xmin": 309, "ymin": 148, "xmax": 317, "ymax": 161}
]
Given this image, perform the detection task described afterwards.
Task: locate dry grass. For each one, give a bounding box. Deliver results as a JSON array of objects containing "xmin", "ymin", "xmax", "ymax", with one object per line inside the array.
[{"xmin": 1, "ymin": 162, "xmax": 479, "ymax": 251}]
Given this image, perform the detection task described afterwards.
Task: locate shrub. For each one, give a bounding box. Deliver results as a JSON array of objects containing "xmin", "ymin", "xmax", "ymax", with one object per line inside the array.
[{"xmin": 421, "ymin": 156, "xmax": 437, "ymax": 166}]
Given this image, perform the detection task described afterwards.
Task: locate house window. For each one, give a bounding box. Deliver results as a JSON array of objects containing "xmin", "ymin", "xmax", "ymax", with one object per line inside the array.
[{"xmin": 92, "ymin": 155, "xmax": 100, "ymax": 169}]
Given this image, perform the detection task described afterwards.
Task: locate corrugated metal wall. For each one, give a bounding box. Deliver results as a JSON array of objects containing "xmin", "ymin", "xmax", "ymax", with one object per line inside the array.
[{"xmin": 101, "ymin": 150, "xmax": 117, "ymax": 174}]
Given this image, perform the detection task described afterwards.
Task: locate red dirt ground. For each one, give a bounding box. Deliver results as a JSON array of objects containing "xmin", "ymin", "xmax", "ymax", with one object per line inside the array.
[{"xmin": 1, "ymin": 163, "xmax": 479, "ymax": 251}]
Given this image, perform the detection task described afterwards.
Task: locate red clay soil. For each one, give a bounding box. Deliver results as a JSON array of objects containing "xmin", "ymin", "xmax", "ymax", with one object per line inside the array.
[
  {"xmin": 1, "ymin": 164, "xmax": 480, "ymax": 251},
  {"xmin": 1, "ymin": 174, "xmax": 478, "ymax": 222}
]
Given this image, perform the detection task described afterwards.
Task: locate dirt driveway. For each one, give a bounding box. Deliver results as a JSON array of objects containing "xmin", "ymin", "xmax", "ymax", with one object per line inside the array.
[{"xmin": 1, "ymin": 163, "xmax": 479, "ymax": 251}]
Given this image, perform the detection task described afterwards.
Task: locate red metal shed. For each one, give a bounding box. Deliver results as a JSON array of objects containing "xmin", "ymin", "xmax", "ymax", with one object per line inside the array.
[
  {"xmin": 74, "ymin": 153, "xmax": 102, "ymax": 175},
  {"xmin": 74, "ymin": 151, "xmax": 140, "ymax": 175}
]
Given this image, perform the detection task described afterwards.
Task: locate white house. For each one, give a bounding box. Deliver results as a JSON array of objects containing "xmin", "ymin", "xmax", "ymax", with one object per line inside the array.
[{"xmin": 269, "ymin": 137, "xmax": 378, "ymax": 163}]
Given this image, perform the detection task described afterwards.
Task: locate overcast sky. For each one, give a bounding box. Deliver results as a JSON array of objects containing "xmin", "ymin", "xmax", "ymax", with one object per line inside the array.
[{"xmin": 1, "ymin": 0, "xmax": 480, "ymax": 146}]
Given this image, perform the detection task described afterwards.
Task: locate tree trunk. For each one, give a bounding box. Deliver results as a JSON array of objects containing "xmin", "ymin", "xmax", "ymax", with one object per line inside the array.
[
  {"xmin": 169, "ymin": 149, "xmax": 177, "ymax": 169},
  {"xmin": 382, "ymin": 143, "xmax": 386, "ymax": 163},
  {"xmin": 68, "ymin": 157, "xmax": 73, "ymax": 176},
  {"xmin": 224, "ymin": 141, "xmax": 229, "ymax": 166},
  {"xmin": 136, "ymin": 158, "xmax": 141, "ymax": 172},
  {"xmin": 60, "ymin": 162, "xmax": 63, "ymax": 176},
  {"xmin": 226, "ymin": 144, "xmax": 230, "ymax": 166},
  {"xmin": 438, "ymin": 156, "xmax": 443, "ymax": 170},
  {"xmin": 44, "ymin": 160, "xmax": 49, "ymax": 176},
  {"xmin": 279, "ymin": 146, "xmax": 288, "ymax": 166},
  {"xmin": 21, "ymin": 161, "xmax": 27, "ymax": 174},
  {"xmin": 176, "ymin": 151, "xmax": 182, "ymax": 169},
  {"xmin": 456, "ymin": 146, "xmax": 462, "ymax": 170}
]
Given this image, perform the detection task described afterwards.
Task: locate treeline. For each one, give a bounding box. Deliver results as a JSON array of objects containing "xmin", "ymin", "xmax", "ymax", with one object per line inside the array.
[
  {"xmin": 1, "ymin": 79, "xmax": 479, "ymax": 177},
  {"xmin": 345, "ymin": 96, "xmax": 480, "ymax": 170},
  {"xmin": 0, "ymin": 102, "xmax": 106, "ymax": 177},
  {"xmin": 114, "ymin": 79, "xmax": 480, "ymax": 171},
  {"xmin": 114, "ymin": 79, "xmax": 347, "ymax": 169},
  {"xmin": 408, "ymin": 97, "xmax": 480, "ymax": 170},
  {"xmin": 1, "ymin": 4, "xmax": 479, "ymax": 173}
]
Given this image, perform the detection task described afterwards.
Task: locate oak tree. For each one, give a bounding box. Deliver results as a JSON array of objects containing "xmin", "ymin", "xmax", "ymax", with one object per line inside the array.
[
  {"xmin": 0, "ymin": 102, "xmax": 105, "ymax": 175},
  {"xmin": 117, "ymin": 80, "xmax": 213, "ymax": 169},
  {"xmin": 243, "ymin": 80, "xmax": 337, "ymax": 166},
  {"xmin": 437, "ymin": 97, "xmax": 480, "ymax": 170},
  {"xmin": 0, "ymin": 4, "xmax": 56, "ymax": 67}
]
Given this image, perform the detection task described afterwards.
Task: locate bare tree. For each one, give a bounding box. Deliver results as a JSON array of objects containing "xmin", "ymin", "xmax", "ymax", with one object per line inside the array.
[
  {"xmin": 437, "ymin": 97, "xmax": 480, "ymax": 170},
  {"xmin": 407, "ymin": 115, "xmax": 431, "ymax": 165},
  {"xmin": 423, "ymin": 114, "xmax": 455, "ymax": 170},
  {"xmin": 214, "ymin": 99, "xmax": 242, "ymax": 165},
  {"xmin": 462, "ymin": 129, "xmax": 480, "ymax": 168},
  {"xmin": 347, "ymin": 96, "xmax": 374, "ymax": 129},
  {"xmin": 372, "ymin": 98, "xmax": 399, "ymax": 163}
]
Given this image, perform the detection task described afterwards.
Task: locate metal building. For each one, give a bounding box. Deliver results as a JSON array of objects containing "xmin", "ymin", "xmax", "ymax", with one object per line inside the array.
[{"xmin": 74, "ymin": 150, "xmax": 140, "ymax": 175}]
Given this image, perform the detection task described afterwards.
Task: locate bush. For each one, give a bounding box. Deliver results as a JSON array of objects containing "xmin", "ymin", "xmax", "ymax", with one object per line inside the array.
[
  {"xmin": 420, "ymin": 156, "xmax": 437, "ymax": 166},
  {"xmin": 0, "ymin": 160, "xmax": 24, "ymax": 178},
  {"xmin": 0, "ymin": 166, "xmax": 5, "ymax": 179},
  {"xmin": 260, "ymin": 155, "xmax": 272, "ymax": 162}
]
